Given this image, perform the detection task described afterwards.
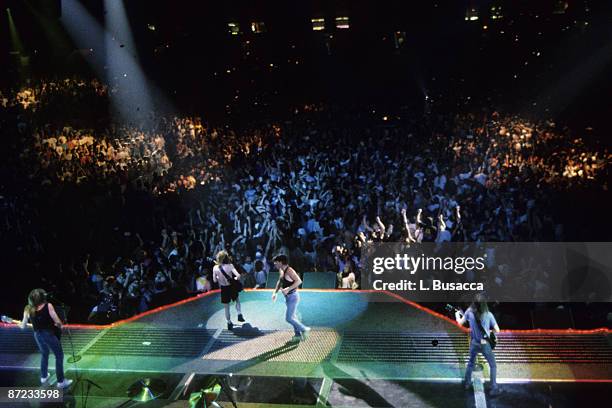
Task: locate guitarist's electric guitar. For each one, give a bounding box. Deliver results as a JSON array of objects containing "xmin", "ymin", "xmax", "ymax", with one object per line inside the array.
[
  {"xmin": 1, "ymin": 315, "xmax": 62, "ymax": 340},
  {"xmin": 445, "ymin": 304, "xmax": 497, "ymax": 349}
]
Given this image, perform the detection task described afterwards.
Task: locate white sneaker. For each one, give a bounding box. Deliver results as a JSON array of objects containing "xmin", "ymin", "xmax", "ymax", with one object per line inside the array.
[
  {"xmin": 301, "ymin": 327, "xmax": 312, "ymax": 341},
  {"xmin": 40, "ymin": 375, "xmax": 49, "ymax": 384},
  {"xmin": 56, "ymin": 379, "xmax": 73, "ymax": 389}
]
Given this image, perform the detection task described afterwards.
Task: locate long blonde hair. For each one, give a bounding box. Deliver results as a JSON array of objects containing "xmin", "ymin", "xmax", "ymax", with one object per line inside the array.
[
  {"xmin": 25, "ymin": 288, "xmax": 47, "ymax": 317},
  {"xmin": 215, "ymin": 250, "xmax": 230, "ymax": 265}
]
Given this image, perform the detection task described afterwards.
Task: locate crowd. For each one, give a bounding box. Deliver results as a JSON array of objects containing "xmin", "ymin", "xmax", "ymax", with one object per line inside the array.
[{"xmin": 1, "ymin": 78, "xmax": 609, "ymax": 323}]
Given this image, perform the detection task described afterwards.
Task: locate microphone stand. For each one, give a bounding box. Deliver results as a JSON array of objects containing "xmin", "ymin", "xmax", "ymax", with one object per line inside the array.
[
  {"xmin": 48, "ymin": 295, "xmax": 81, "ymax": 364},
  {"xmin": 218, "ymin": 375, "xmax": 239, "ymax": 408},
  {"xmin": 81, "ymin": 378, "xmax": 103, "ymax": 408},
  {"xmin": 192, "ymin": 375, "xmax": 239, "ymax": 408},
  {"xmin": 49, "ymin": 294, "xmax": 103, "ymax": 408}
]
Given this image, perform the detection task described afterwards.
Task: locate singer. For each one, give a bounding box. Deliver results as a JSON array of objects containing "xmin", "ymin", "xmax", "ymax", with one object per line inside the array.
[{"xmin": 271, "ymin": 254, "xmax": 311, "ymax": 342}]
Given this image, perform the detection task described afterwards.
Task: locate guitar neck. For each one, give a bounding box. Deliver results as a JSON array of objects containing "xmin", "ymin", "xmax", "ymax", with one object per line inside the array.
[
  {"xmin": 9, "ymin": 321, "xmax": 33, "ymax": 329},
  {"xmin": 1, "ymin": 317, "xmax": 33, "ymax": 329},
  {"xmin": 445, "ymin": 304, "xmax": 462, "ymax": 314}
]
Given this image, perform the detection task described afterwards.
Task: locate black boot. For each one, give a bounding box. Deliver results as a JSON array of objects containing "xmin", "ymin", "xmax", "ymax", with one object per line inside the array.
[
  {"xmin": 227, "ymin": 321, "xmax": 233, "ymax": 330},
  {"xmin": 238, "ymin": 314, "xmax": 245, "ymax": 322}
]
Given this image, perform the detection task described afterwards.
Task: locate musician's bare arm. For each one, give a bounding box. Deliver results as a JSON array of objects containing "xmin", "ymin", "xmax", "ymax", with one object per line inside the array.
[
  {"xmin": 455, "ymin": 309, "xmax": 467, "ymax": 326},
  {"xmin": 231, "ymin": 264, "xmax": 241, "ymax": 280},
  {"xmin": 271, "ymin": 274, "xmax": 282, "ymax": 301},
  {"xmin": 47, "ymin": 303, "xmax": 63, "ymax": 327},
  {"xmin": 20, "ymin": 311, "xmax": 29, "ymax": 329}
]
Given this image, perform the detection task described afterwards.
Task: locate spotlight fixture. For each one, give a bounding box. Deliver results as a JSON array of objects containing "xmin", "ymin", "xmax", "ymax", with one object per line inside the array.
[
  {"xmin": 335, "ymin": 16, "xmax": 350, "ymax": 29},
  {"xmin": 311, "ymin": 18, "xmax": 325, "ymax": 31}
]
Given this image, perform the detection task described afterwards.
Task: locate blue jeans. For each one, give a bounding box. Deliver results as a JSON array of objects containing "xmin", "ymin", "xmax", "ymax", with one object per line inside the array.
[
  {"xmin": 464, "ymin": 341, "xmax": 497, "ymax": 388},
  {"xmin": 285, "ymin": 292, "xmax": 307, "ymax": 336},
  {"xmin": 34, "ymin": 330, "xmax": 65, "ymax": 382}
]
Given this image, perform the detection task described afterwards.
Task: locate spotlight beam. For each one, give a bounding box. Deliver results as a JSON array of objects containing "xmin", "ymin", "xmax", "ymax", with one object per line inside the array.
[
  {"xmin": 103, "ymin": 0, "xmax": 153, "ymax": 125},
  {"xmin": 6, "ymin": 8, "xmax": 25, "ymax": 54},
  {"xmin": 61, "ymin": 0, "xmax": 153, "ymax": 126}
]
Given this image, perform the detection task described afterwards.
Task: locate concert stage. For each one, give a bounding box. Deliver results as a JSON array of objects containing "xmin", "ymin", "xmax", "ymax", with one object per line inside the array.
[{"xmin": 1, "ymin": 290, "xmax": 611, "ymax": 407}]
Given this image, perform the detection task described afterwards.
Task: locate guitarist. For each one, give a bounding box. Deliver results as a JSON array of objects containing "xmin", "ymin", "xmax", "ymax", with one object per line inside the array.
[
  {"xmin": 19, "ymin": 288, "xmax": 73, "ymax": 389},
  {"xmin": 455, "ymin": 294, "xmax": 501, "ymax": 396},
  {"xmin": 212, "ymin": 250, "xmax": 245, "ymax": 330}
]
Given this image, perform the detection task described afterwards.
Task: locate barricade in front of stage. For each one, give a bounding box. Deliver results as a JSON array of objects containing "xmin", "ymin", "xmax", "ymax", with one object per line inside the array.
[{"xmin": 265, "ymin": 271, "xmax": 337, "ymax": 289}]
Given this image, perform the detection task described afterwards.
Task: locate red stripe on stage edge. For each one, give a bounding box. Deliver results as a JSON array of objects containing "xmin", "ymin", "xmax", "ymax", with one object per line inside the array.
[
  {"xmin": 3, "ymin": 289, "xmax": 611, "ymax": 334},
  {"xmin": 101, "ymin": 289, "xmax": 222, "ymax": 329},
  {"xmin": 378, "ymin": 291, "xmax": 612, "ymax": 335},
  {"xmin": 503, "ymin": 378, "xmax": 612, "ymax": 383},
  {"xmin": 381, "ymin": 290, "xmax": 470, "ymax": 332}
]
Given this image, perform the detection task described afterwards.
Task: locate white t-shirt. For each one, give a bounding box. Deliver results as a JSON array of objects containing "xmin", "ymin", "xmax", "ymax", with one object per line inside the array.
[{"xmin": 213, "ymin": 264, "xmax": 240, "ymax": 287}]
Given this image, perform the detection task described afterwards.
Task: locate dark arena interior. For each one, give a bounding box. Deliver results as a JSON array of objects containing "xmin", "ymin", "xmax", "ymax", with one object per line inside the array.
[{"xmin": 0, "ymin": 1, "xmax": 611, "ymax": 407}]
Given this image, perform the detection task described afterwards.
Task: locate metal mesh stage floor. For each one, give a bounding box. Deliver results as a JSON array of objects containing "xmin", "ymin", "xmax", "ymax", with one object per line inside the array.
[
  {"xmin": 1, "ymin": 290, "xmax": 611, "ymax": 407},
  {"xmin": 1, "ymin": 290, "xmax": 610, "ymax": 383}
]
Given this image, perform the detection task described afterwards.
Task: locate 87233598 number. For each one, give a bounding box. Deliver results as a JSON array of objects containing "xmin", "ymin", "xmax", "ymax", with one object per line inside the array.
[{"xmin": 1, "ymin": 387, "xmax": 62, "ymax": 402}]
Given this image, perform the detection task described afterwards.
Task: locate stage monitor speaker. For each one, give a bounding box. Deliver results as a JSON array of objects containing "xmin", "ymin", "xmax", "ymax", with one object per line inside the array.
[{"xmin": 302, "ymin": 272, "xmax": 337, "ymax": 289}]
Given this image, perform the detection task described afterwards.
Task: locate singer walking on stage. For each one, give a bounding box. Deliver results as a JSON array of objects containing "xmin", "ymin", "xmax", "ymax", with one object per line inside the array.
[
  {"xmin": 20, "ymin": 288, "xmax": 73, "ymax": 389},
  {"xmin": 271, "ymin": 254, "xmax": 311, "ymax": 342}
]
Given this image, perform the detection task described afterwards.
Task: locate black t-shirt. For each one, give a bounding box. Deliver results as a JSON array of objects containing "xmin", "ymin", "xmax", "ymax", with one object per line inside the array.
[
  {"xmin": 31, "ymin": 303, "xmax": 54, "ymax": 332},
  {"xmin": 280, "ymin": 267, "xmax": 297, "ymax": 295}
]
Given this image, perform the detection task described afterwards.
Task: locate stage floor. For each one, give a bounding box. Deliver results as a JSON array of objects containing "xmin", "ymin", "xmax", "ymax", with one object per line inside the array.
[{"xmin": 1, "ymin": 290, "xmax": 611, "ymax": 407}]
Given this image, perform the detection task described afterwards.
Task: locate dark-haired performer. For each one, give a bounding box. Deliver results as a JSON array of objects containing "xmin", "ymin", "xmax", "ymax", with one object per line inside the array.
[
  {"xmin": 455, "ymin": 294, "xmax": 501, "ymax": 396},
  {"xmin": 20, "ymin": 289, "xmax": 73, "ymax": 388},
  {"xmin": 272, "ymin": 254, "xmax": 311, "ymax": 342},
  {"xmin": 213, "ymin": 250, "xmax": 245, "ymax": 330}
]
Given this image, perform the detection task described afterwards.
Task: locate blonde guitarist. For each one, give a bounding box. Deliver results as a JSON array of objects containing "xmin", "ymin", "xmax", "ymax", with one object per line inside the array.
[{"xmin": 16, "ymin": 289, "xmax": 72, "ymax": 388}]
